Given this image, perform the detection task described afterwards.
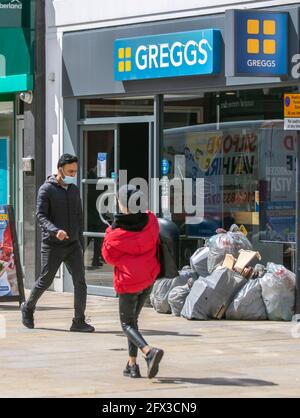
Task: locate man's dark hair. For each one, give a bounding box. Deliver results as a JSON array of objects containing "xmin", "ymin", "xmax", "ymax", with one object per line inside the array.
[{"xmin": 57, "ymin": 154, "xmax": 78, "ymax": 169}]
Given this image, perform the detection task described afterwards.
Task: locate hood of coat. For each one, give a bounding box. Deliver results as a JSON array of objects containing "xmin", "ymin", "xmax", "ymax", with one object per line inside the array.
[
  {"xmin": 112, "ymin": 212, "xmax": 149, "ymax": 231},
  {"xmin": 47, "ymin": 174, "xmax": 61, "ymax": 186},
  {"xmin": 105, "ymin": 211, "xmax": 159, "ymax": 256}
]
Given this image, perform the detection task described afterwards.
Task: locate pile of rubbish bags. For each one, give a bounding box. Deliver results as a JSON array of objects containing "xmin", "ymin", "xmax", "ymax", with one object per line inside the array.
[{"xmin": 150, "ymin": 225, "xmax": 296, "ymax": 321}]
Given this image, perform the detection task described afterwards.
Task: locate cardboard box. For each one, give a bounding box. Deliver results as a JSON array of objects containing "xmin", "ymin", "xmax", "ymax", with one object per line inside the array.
[
  {"xmin": 222, "ymin": 254, "xmax": 236, "ymax": 270},
  {"xmin": 233, "ymin": 250, "xmax": 261, "ymax": 274},
  {"xmin": 221, "ymin": 250, "xmax": 261, "ymax": 278}
]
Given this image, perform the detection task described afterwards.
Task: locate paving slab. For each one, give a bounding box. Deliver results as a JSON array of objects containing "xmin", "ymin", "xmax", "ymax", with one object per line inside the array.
[{"xmin": 0, "ymin": 291, "xmax": 299, "ymax": 398}]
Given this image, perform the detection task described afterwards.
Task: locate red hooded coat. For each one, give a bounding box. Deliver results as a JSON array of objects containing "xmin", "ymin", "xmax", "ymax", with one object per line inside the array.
[{"xmin": 102, "ymin": 211, "xmax": 160, "ymax": 294}]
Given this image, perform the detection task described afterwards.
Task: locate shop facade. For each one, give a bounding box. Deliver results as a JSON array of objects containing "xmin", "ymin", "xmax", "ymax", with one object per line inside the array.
[
  {"xmin": 0, "ymin": 0, "xmax": 35, "ymax": 271},
  {"xmin": 46, "ymin": 0, "xmax": 300, "ymax": 296},
  {"xmin": 0, "ymin": 0, "xmax": 46, "ymax": 291}
]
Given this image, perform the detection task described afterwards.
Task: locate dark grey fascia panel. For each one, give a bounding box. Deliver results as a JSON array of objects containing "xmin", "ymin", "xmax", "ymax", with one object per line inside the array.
[
  {"xmin": 62, "ymin": 5, "xmax": 300, "ymax": 98},
  {"xmin": 225, "ymin": 9, "xmax": 235, "ymax": 78},
  {"xmin": 62, "ymin": 13, "xmax": 227, "ymax": 97}
]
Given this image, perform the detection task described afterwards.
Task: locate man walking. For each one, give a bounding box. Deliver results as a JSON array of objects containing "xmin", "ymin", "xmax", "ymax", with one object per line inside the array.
[{"xmin": 21, "ymin": 154, "xmax": 95, "ymax": 332}]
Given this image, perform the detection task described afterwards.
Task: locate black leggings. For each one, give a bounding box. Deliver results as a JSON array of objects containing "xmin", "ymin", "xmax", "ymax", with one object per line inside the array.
[{"xmin": 119, "ymin": 285, "xmax": 153, "ymax": 357}]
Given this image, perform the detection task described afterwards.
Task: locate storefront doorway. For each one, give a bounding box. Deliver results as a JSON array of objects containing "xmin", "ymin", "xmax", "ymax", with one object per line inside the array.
[{"xmin": 80, "ymin": 119, "xmax": 153, "ymax": 296}]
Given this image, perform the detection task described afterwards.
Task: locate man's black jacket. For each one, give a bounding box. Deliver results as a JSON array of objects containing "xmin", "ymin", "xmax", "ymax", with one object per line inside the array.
[{"xmin": 36, "ymin": 175, "xmax": 84, "ymax": 247}]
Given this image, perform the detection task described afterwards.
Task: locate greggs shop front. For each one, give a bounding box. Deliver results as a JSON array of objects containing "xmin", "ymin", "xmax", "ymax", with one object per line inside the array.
[{"xmin": 61, "ymin": 4, "xmax": 300, "ymax": 296}]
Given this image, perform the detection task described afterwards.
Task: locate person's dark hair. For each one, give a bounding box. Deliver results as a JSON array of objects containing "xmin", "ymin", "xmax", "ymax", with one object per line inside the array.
[{"xmin": 57, "ymin": 154, "xmax": 78, "ymax": 169}]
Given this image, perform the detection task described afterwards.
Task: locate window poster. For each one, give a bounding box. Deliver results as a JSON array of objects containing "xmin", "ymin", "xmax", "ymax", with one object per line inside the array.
[
  {"xmin": 0, "ymin": 205, "xmax": 25, "ymax": 303},
  {"xmin": 259, "ymin": 123, "xmax": 296, "ymax": 243},
  {"xmin": 0, "ymin": 137, "xmax": 9, "ymax": 205}
]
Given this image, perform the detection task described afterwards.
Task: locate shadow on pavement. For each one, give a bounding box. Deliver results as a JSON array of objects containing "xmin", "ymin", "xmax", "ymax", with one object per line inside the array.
[
  {"xmin": 34, "ymin": 328, "xmax": 201, "ymax": 338},
  {"xmin": 155, "ymin": 377, "xmax": 278, "ymax": 387},
  {"xmin": 139, "ymin": 329, "xmax": 201, "ymax": 337},
  {"xmin": 35, "ymin": 328, "xmax": 121, "ymax": 334},
  {"xmin": 0, "ymin": 305, "xmax": 72, "ymax": 311}
]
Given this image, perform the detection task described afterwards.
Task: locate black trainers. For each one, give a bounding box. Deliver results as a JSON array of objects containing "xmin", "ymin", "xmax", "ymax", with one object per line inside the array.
[
  {"xmin": 70, "ymin": 320, "xmax": 95, "ymax": 333},
  {"xmin": 123, "ymin": 362, "xmax": 142, "ymax": 378},
  {"xmin": 145, "ymin": 347, "xmax": 164, "ymax": 379},
  {"xmin": 20, "ymin": 302, "xmax": 35, "ymax": 329}
]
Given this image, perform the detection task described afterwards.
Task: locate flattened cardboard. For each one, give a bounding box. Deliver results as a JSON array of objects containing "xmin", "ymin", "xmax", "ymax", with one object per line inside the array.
[
  {"xmin": 234, "ymin": 249, "xmax": 261, "ymax": 274},
  {"xmin": 222, "ymin": 254, "xmax": 236, "ymax": 270}
]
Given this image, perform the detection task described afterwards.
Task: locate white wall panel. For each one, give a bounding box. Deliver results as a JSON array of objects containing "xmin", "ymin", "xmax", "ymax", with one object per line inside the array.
[{"xmin": 47, "ymin": 0, "xmax": 299, "ymax": 32}]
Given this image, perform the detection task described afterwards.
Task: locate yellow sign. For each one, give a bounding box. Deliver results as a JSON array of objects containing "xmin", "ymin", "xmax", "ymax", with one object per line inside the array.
[
  {"xmin": 284, "ymin": 94, "xmax": 300, "ymax": 118},
  {"xmin": 239, "ymin": 224, "xmax": 248, "ymax": 236},
  {"xmin": 247, "ymin": 19, "xmax": 276, "ymax": 55},
  {"xmin": 117, "ymin": 47, "xmax": 132, "ymax": 73}
]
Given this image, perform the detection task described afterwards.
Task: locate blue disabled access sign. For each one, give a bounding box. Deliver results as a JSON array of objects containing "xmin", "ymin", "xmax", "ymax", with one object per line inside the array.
[{"xmin": 114, "ymin": 29, "xmax": 221, "ymax": 81}]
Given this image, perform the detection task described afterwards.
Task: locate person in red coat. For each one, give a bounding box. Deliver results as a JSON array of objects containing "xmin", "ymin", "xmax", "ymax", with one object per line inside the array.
[{"xmin": 102, "ymin": 184, "xmax": 164, "ymax": 379}]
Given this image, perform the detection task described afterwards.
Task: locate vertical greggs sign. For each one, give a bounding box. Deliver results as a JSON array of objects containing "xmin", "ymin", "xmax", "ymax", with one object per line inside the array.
[
  {"xmin": 114, "ymin": 29, "xmax": 221, "ymax": 81},
  {"xmin": 225, "ymin": 10, "xmax": 288, "ymax": 76}
]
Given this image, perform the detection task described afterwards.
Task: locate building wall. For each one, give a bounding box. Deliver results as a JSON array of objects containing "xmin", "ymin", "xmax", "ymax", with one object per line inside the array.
[
  {"xmin": 23, "ymin": 0, "xmax": 46, "ymax": 289},
  {"xmin": 45, "ymin": 0, "xmax": 300, "ymax": 175},
  {"xmin": 48, "ymin": 0, "xmax": 299, "ymax": 30},
  {"xmin": 45, "ymin": 0, "xmax": 298, "ymax": 291}
]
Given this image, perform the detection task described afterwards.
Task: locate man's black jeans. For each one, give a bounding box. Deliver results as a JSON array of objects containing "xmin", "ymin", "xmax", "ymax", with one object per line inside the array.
[
  {"xmin": 26, "ymin": 241, "xmax": 87, "ymax": 322},
  {"xmin": 119, "ymin": 285, "xmax": 153, "ymax": 357}
]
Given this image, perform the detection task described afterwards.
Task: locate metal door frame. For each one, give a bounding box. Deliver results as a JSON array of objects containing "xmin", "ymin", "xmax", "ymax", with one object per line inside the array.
[
  {"xmin": 80, "ymin": 123, "xmax": 119, "ymax": 231},
  {"xmin": 16, "ymin": 116, "xmax": 24, "ymax": 267},
  {"xmin": 78, "ymin": 116, "xmax": 154, "ymax": 297}
]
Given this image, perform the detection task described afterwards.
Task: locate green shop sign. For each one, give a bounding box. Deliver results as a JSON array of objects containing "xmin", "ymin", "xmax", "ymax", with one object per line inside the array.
[
  {"xmin": 0, "ymin": 0, "xmax": 22, "ymax": 27},
  {"xmin": 0, "ymin": 0, "xmax": 34, "ymax": 93}
]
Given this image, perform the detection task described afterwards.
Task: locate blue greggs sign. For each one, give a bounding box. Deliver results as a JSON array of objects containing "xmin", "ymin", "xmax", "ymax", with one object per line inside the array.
[
  {"xmin": 226, "ymin": 9, "xmax": 288, "ymax": 76},
  {"xmin": 114, "ymin": 29, "xmax": 221, "ymax": 81}
]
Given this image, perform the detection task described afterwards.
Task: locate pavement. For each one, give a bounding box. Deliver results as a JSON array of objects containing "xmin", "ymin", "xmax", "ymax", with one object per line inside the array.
[{"xmin": 0, "ymin": 290, "xmax": 300, "ymax": 398}]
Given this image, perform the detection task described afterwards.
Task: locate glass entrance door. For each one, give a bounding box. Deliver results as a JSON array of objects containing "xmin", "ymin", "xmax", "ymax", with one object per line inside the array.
[
  {"xmin": 81, "ymin": 126, "xmax": 117, "ymax": 295},
  {"xmin": 80, "ymin": 122, "xmax": 151, "ymax": 296}
]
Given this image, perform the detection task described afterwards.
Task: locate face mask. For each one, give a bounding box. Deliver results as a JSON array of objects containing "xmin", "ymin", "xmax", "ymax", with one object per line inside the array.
[{"xmin": 61, "ymin": 168, "xmax": 77, "ymax": 185}]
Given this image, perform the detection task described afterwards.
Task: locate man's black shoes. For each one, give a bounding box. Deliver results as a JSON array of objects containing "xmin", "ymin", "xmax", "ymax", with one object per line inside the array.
[
  {"xmin": 145, "ymin": 347, "xmax": 164, "ymax": 379},
  {"xmin": 123, "ymin": 362, "xmax": 142, "ymax": 378},
  {"xmin": 21, "ymin": 305, "xmax": 95, "ymax": 332},
  {"xmin": 20, "ymin": 302, "xmax": 35, "ymax": 329},
  {"xmin": 70, "ymin": 320, "xmax": 95, "ymax": 333}
]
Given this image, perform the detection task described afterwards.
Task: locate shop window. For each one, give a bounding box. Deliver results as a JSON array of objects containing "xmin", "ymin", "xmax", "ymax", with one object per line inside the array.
[
  {"xmin": 0, "ymin": 101, "xmax": 13, "ymax": 206},
  {"xmin": 163, "ymin": 87, "xmax": 297, "ymax": 271},
  {"xmin": 80, "ymin": 97, "xmax": 154, "ymax": 118}
]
